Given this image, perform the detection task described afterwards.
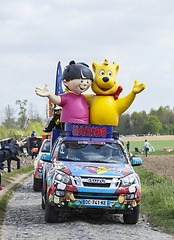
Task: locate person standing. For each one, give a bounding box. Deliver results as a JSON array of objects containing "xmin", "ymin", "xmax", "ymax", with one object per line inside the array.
[
  {"xmin": 5, "ymin": 139, "xmax": 20, "ymax": 173},
  {"xmin": 144, "ymin": 140, "xmax": 151, "ymax": 157},
  {"xmin": 31, "ymin": 131, "xmax": 36, "ymax": 137},
  {"xmin": 43, "ymin": 106, "xmax": 64, "ymax": 132},
  {"xmin": 126, "ymin": 141, "xmax": 130, "ymax": 152},
  {"xmin": 0, "ymin": 139, "xmax": 26, "ymax": 190}
]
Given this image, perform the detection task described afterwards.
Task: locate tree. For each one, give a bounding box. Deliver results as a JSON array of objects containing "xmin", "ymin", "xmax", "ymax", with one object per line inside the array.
[
  {"xmin": 16, "ymin": 100, "xmax": 27, "ymax": 129},
  {"xmin": 144, "ymin": 115, "xmax": 162, "ymax": 135},
  {"xmin": 28, "ymin": 103, "xmax": 43, "ymax": 123},
  {"xmin": 131, "ymin": 111, "xmax": 147, "ymax": 134},
  {"xmin": 2, "ymin": 105, "xmax": 16, "ymax": 129},
  {"xmin": 150, "ymin": 106, "xmax": 174, "ymax": 124},
  {"xmin": 116, "ymin": 114, "xmax": 131, "ymax": 135}
]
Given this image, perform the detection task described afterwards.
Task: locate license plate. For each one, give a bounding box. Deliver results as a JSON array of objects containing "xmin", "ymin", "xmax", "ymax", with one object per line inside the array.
[
  {"xmin": 88, "ymin": 178, "xmax": 106, "ymax": 184},
  {"xmin": 84, "ymin": 199, "xmax": 108, "ymax": 206}
]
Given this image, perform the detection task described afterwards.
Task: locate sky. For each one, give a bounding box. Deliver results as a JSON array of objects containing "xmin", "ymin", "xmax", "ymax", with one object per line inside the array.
[{"xmin": 0, "ymin": 0, "xmax": 174, "ymax": 122}]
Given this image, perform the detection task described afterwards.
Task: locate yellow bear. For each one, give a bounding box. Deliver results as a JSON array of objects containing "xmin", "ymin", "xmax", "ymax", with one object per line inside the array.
[{"xmin": 85, "ymin": 59, "xmax": 146, "ymax": 126}]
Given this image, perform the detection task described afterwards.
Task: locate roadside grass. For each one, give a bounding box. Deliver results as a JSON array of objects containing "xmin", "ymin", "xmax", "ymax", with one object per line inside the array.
[
  {"xmin": 0, "ymin": 185, "xmax": 19, "ymax": 226},
  {"xmin": 1, "ymin": 165, "xmax": 33, "ymax": 187},
  {"xmin": 123, "ymin": 140, "xmax": 174, "ymax": 155},
  {"xmin": 0, "ymin": 165, "xmax": 33, "ymax": 226},
  {"xmin": 134, "ymin": 166, "xmax": 174, "ymax": 235}
]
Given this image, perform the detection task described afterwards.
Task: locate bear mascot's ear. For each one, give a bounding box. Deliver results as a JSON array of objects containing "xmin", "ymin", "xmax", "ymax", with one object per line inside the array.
[
  {"xmin": 113, "ymin": 62, "xmax": 119, "ymax": 75},
  {"xmin": 92, "ymin": 62, "xmax": 99, "ymax": 73}
]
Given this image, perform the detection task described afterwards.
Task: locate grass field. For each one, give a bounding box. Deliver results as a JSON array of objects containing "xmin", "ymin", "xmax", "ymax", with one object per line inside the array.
[{"xmin": 122, "ymin": 139, "xmax": 174, "ymax": 155}]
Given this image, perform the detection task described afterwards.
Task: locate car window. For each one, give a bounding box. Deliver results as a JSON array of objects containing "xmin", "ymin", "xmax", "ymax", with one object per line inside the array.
[
  {"xmin": 42, "ymin": 141, "xmax": 50, "ymax": 152},
  {"xmin": 57, "ymin": 141, "xmax": 128, "ymax": 164}
]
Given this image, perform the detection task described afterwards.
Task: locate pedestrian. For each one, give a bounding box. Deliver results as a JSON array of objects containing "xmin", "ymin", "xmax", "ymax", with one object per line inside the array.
[
  {"xmin": 0, "ymin": 139, "xmax": 26, "ymax": 190},
  {"xmin": 43, "ymin": 106, "xmax": 64, "ymax": 132},
  {"xmin": 5, "ymin": 139, "xmax": 20, "ymax": 173},
  {"xmin": 144, "ymin": 139, "xmax": 151, "ymax": 157},
  {"xmin": 31, "ymin": 131, "xmax": 36, "ymax": 137},
  {"xmin": 126, "ymin": 141, "xmax": 130, "ymax": 152}
]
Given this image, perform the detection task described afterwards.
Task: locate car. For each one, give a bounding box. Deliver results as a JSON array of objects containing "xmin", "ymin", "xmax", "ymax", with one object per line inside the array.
[
  {"xmin": 33, "ymin": 139, "xmax": 51, "ymax": 191},
  {"xmin": 41, "ymin": 124, "xmax": 142, "ymax": 224}
]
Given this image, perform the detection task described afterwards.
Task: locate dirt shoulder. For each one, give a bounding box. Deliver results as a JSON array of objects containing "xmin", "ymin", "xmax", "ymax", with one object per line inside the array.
[
  {"xmin": 138, "ymin": 155, "xmax": 174, "ymax": 182},
  {"xmin": 0, "ymin": 156, "xmax": 34, "ymax": 200},
  {"xmin": 0, "ymin": 172, "xmax": 32, "ymax": 200},
  {"xmin": 122, "ymin": 135, "xmax": 174, "ymax": 182},
  {"xmin": 122, "ymin": 135, "xmax": 174, "ymax": 142}
]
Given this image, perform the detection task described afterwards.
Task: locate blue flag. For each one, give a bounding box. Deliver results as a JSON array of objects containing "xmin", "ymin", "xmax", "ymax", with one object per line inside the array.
[{"xmin": 55, "ymin": 61, "xmax": 65, "ymax": 96}]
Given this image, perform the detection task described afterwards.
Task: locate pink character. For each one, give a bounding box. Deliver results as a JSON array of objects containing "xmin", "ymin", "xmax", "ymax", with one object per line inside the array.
[{"xmin": 36, "ymin": 61, "xmax": 93, "ymax": 124}]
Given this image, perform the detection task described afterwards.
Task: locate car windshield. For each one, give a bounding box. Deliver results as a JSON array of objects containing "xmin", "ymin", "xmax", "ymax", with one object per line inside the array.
[
  {"xmin": 57, "ymin": 141, "xmax": 128, "ymax": 164},
  {"xmin": 42, "ymin": 141, "xmax": 50, "ymax": 152}
]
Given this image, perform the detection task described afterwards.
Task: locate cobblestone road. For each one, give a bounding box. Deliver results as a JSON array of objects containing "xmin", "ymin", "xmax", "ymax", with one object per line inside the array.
[{"xmin": 1, "ymin": 177, "xmax": 174, "ymax": 240}]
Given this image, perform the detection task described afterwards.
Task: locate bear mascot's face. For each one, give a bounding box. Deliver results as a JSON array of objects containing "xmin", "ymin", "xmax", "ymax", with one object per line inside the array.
[{"xmin": 92, "ymin": 59, "xmax": 119, "ymax": 95}]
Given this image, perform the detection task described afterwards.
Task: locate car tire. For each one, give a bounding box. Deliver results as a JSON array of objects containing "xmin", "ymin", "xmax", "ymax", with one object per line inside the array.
[
  {"xmin": 33, "ymin": 177, "xmax": 42, "ymax": 192},
  {"xmin": 45, "ymin": 194, "xmax": 58, "ymax": 223},
  {"xmin": 123, "ymin": 205, "xmax": 140, "ymax": 224},
  {"xmin": 41, "ymin": 185, "xmax": 46, "ymax": 209}
]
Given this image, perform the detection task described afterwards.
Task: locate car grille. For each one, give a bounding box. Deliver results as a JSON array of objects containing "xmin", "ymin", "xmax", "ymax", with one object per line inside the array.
[
  {"xmin": 83, "ymin": 182, "xmax": 110, "ymax": 188},
  {"xmin": 73, "ymin": 192, "xmax": 119, "ymax": 200},
  {"xmin": 72, "ymin": 175, "xmax": 120, "ymax": 189}
]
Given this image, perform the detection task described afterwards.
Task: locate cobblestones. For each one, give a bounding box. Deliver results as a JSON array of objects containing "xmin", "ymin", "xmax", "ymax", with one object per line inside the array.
[{"xmin": 1, "ymin": 176, "xmax": 174, "ymax": 240}]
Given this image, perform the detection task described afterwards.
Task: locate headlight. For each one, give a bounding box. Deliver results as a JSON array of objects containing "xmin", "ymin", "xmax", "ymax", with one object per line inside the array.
[
  {"xmin": 126, "ymin": 193, "xmax": 135, "ymax": 199},
  {"xmin": 54, "ymin": 171, "xmax": 71, "ymax": 184},
  {"xmin": 55, "ymin": 190, "xmax": 65, "ymax": 197},
  {"xmin": 120, "ymin": 174, "xmax": 138, "ymax": 187}
]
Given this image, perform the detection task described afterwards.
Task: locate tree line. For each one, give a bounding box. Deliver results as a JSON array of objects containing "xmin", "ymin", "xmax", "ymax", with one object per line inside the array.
[
  {"xmin": 0, "ymin": 99, "xmax": 48, "ymax": 139},
  {"xmin": 115, "ymin": 106, "xmax": 174, "ymax": 135},
  {"xmin": 1, "ymin": 101, "xmax": 174, "ymax": 139}
]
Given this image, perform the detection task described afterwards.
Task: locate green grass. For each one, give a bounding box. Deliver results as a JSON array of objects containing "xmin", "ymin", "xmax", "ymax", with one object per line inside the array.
[
  {"xmin": 134, "ymin": 166, "xmax": 174, "ymax": 235},
  {"xmin": 0, "ymin": 185, "xmax": 19, "ymax": 225},
  {"xmin": 123, "ymin": 139, "xmax": 174, "ymax": 155}
]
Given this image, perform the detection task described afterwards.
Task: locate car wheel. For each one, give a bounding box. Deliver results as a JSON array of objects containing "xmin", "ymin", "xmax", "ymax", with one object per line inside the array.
[
  {"xmin": 45, "ymin": 194, "xmax": 58, "ymax": 223},
  {"xmin": 33, "ymin": 177, "xmax": 42, "ymax": 192},
  {"xmin": 41, "ymin": 185, "xmax": 46, "ymax": 209},
  {"xmin": 123, "ymin": 205, "xmax": 140, "ymax": 224}
]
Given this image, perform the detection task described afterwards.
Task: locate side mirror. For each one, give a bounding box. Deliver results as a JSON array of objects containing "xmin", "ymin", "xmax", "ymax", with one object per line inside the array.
[
  {"xmin": 40, "ymin": 153, "xmax": 51, "ymax": 162},
  {"xmin": 132, "ymin": 157, "xmax": 142, "ymax": 166}
]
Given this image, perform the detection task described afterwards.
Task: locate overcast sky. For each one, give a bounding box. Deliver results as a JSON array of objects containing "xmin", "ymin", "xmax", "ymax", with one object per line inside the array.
[{"xmin": 0, "ymin": 0, "xmax": 174, "ymax": 122}]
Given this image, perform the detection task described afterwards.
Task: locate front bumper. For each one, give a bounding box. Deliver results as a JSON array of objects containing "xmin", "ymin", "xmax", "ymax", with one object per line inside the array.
[{"xmin": 48, "ymin": 189, "xmax": 140, "ymax": 213}]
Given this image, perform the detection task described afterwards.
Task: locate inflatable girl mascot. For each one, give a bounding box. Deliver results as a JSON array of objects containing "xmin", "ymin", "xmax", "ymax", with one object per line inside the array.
[{"xmin": 35, "ymin": 61, "xmax": 93, "ymax": 124}]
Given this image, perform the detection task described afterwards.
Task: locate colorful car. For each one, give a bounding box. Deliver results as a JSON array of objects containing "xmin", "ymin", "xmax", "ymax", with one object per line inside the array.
[
  {"xmin": 33, "ymin": 139, "xmax": 51, "ymax": 191},
  {"xmin": 42, "ymin": 124, "xmax": 142, "ymax": 223}
]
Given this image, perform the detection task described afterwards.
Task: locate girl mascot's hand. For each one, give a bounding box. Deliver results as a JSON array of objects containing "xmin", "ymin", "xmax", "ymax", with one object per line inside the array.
[{"xmin": 35, "ymin": 83, "xmax": 51, "ymax": 97}]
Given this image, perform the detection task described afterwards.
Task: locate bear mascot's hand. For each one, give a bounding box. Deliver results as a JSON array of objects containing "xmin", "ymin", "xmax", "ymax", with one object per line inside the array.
[{"xmin": 132, "ymin": 80, "xmax": 146, "ymax": 94}]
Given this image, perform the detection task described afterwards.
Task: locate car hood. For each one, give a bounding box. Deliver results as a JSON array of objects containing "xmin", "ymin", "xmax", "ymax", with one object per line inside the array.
[{"xmin": 54, "ymin": 161, "xmax": 134, "ymax": 178}]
